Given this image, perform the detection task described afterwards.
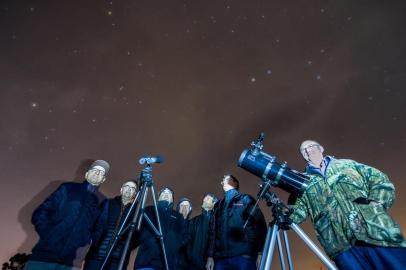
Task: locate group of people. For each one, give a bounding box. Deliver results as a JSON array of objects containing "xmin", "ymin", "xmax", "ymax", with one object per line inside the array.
[
  {"xmin": 22, "ymin": 140, "xmax": 406, "ymax": 270},
  {"xmin": 23, "ymin": 160, "xmax": 266, "ymax": 270}
]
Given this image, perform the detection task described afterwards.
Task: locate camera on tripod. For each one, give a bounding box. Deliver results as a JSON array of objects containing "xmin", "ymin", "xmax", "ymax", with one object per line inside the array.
[
  {"xmin": 238, "ymin": 132, "xmax": 309, "ymax": 196},
  {"xmin": 237, "ymin": 133, "xmax": 338, "ymax": 270}
]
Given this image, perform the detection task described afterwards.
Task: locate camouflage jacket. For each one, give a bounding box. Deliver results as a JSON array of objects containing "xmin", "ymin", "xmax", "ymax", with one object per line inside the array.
[{"xmin": 290, "ymin": 156, "xmax": 406, "ymax": 258}]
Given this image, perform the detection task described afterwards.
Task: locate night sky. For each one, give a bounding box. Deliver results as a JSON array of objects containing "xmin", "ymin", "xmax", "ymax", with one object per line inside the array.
[{"xmin": 1, "ymin": 0, "xmax": 406, "ymax": 269}]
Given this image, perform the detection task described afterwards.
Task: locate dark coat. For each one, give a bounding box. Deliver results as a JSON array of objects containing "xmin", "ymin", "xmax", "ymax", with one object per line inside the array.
[
  {"xmin": 207, "ymin": 190, "xmax": 267, "ymax": 259},
  {"xmin": 83, "ymin": 196, "xmax": 137, "ymax": 270},
  {"xmin": 177, "ymin": 217, "xmax": 192, "ymax": 270},
  {"xmin": 186, "ymin": 210, "xmax": 214, "ymax": 270},
  {"xmin": 29, "ymin": 181, "xmax": 106, "ymax": 267},
  {"xmin": 134, "ymin": 202, "xmax": 186, "ymax": 270}
]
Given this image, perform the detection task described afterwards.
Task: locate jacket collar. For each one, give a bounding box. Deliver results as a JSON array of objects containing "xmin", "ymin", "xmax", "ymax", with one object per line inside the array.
[
  {"xmin": 202, "ymin": 209, "xmax": 214, "ymax": 216},
  {"xmin": 83, "ymin": 180, "xmax": 98, "ymax": 193},
  {"xmin": 305, "ymin": 156, "xmax": 333, "ymax": 177},
  {"xmin": 224, "ymin": 188, "xmax": 239, "ymax": 202},
  {"xmin": 158, "ymin": 200, "xmax": 173, "ymax": 211}
]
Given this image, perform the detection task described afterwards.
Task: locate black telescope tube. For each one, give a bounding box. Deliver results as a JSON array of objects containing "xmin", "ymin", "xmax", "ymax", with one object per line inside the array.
[{"xmin": 238, "ymin": 149, "xmax": 309, "ymax": 196}]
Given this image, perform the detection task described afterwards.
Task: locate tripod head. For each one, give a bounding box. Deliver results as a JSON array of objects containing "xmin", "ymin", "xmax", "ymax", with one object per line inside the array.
[
  {"xmin": 257, "ymin": 181, "xmax": 293, "ymax": 230},
  {"xmin": 244, "ymin": 180, "xmax": 294, "ymax": 229},
  {"xmin": 139, "ymin": 165, "xmax": 153, "ymax": 187},
  {"xmin": 137, "ymin": 155, "xmax": 163, "ymax": 187}
]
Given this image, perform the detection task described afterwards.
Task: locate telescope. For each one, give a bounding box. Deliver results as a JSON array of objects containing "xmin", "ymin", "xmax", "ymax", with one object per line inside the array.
[
  {"xmin": 238, "ymin": 133, "xmax": 309, "ymax": 196},
  {"xmin": 238, "ymin": 133, "xmax": 338, "ymax": 270},
  {"xmin": 139, "ymin": 156, "xmax": 164, "ymax": 165}
]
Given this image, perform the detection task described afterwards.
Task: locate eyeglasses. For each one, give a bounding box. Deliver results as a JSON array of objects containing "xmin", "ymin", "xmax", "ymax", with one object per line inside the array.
[
  {"xmin": 122, "ymin": 185, "xmax": 137, "ymax": 191},
  {"xmin": 89, "ymin": 168, "xmax": 105, "ymax": 176},
  {"xmin": 301, "ymin": 144, "xmax": 321, "ymax": 157}
]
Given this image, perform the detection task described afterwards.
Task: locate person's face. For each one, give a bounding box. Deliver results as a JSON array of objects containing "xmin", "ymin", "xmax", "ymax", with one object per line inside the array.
[
  {"xmin": 159, "ymin": 189, "xmax": 173, "ymax": 203},
  {"xmin": 120, "ymin": 181, "xmax": 137, "ymax": 201},
  {"xmin": 221, "ymin": 175, "xmax": 233, "ymax": 192},
  {"xmin": 179, "ymin": 201, "xmax": 191, "ymax": 219},
  {"xmin": 202, "ymin": 195, "xmax": 215, "ymax": 211},
  {"xmin": 85, "ymin": 166, "xmax": 106, "ymax": 186},
  {"xmin": 302, "ymin": 143, "xmax": 324, "ymax": 166}
]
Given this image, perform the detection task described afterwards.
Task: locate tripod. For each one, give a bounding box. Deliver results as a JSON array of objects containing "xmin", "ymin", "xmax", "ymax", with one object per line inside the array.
[
  {"xmin": 101, "ymin": 163, "xmax": 169, "ymax": 270},
  {"xmin": 256, "ymin": 182, "xmax": 338, "ymax": 270}
]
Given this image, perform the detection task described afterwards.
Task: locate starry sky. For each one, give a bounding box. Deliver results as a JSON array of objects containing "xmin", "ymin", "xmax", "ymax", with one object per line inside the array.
[{"xmin": 1, "ymin": 0, "xmax": 406, "ymax": 269}]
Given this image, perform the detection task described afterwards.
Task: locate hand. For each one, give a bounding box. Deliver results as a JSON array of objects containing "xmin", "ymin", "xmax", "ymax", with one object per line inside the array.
[
  {"xmin": 206, "ymin": 257, "xmax": 214, "ymax": 270},
  {"xmin": 257, "ymin": 254, "xmax": 262, "ymax": 268}
]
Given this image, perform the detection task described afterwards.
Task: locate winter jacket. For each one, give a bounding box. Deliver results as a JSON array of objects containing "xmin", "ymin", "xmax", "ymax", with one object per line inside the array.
[
  {"xmin": 29, "ymin": 181, "xmax": 106, "ymax": 267},
  {"xmin": 83, "ymin": 196, "xmax": 137, "ymax": 270},
  {"xmin": 290, "ymin": 156, "xmax": 406, "ymax": 258},
  {"xmin": 207, "ymin": 189, "xmax": 267, "ymax": 259},
  {"xmin": 134, "ymin": 202, "xmax": 186, "ymax": 270},
  {"xmin": 177, "ymin": 216, "xmax": 191, "ymax": 270},
  {"xmin": 186, "ymin": 210, "xmax": 214, "ymax": 270}
]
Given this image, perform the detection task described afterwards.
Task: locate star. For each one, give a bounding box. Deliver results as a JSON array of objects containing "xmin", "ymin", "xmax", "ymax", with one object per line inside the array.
[{"xmin": 31, "ymin": 102, "xmax": 39, "ymax": 108}]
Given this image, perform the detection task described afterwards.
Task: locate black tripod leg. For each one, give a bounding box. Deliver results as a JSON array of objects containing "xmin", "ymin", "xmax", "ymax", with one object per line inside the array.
[
  {"xmin": 100, "ymin": 189, "xmax": 142, "ymax": 270},
  {"xmin": 117, "ymin": 185, "xmax": 150, "ymax": 270},
  {"xmin": 150, "ymin": 185, "xmax": 170, "ymax": 270},
  {"xmin": 136, "ymin": 186, "xmax": 150, "ymax": 231},
  {"xmin": 276, "ymin": 231, "xmax": 287, "ymax": 270},
  {"xmin": 290, "ymin": 223, "xmax": 338, "ymax": 270},
  {"xmin": 282, "ymin": 230, "xmax": 294, "ymax": 270},
  {"xmin": 117, "ymin": 223, "xmax": 136, "ymax": 270}
]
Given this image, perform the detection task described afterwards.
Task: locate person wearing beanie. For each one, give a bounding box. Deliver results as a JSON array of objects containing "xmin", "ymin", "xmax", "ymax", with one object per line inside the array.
[
  {"xmin": 24, "ymin": 160, "xmax": 110, "ymax": 270},
  {"xmin": 176, "ymin": 197, "xmax": 193, "ymax": 270},
  {"xmin": 176, "ymin": 197, "xmax": 193, "ymax": 220},
  {"xmin": 134, "ymin": 186, "xmax": 185, "ymax": 270},
  {"xmin": 206, "ymin": 174, "xmax": 267, "ymax": 270},
  {"xmin": 187, "ymin": 193, "xmax": 218, "ymax": 270},
  {"xmin": 83, "ymin": 181, "xmax": 138, "ymax": 270}
]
